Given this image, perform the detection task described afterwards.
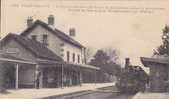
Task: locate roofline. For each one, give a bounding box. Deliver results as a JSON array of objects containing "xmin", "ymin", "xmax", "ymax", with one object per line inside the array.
[
  {"xmin": 37, "ymin": 59, "xmax": 100, "ymax": 70},
  {"xmin": 1, "ymin": 33, "xmax": 63, "ymax": 61},
  {"xmin": 20, "ymin": 20, "xmax": 85, "ymax": 48},
  {"xmin": 65, "ymin": 62, "xmax": 100, "ymax": 70},
  {"xmin": 140, "ymin": 57, "xmax": 169, "ymax": 67},
  {"xmin": 0, "ymin": 57, "xmax": 36, "ymax": 65}
]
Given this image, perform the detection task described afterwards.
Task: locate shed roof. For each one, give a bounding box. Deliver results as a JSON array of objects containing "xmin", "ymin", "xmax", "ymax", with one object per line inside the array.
[
  {"xmin": 1, "ymin": 33, "xmax": 63, "ymax": 62},
  {"xmin": 140, "ymin": 57, "xmax": 169, "ymax": 67},
  {"xmin": 66, "ymin": 62, "xmax": 100, "ymax": 70},
  {"xmin": 37, "ymin": 59, "xmax": 100, "ymax": 70},
  {"xmin": 0, "ymin": 53, "xmax": 36, "ymax": 64}
]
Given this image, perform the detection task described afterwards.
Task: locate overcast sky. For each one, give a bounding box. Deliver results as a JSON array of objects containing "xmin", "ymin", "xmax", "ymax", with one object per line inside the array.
[{"xmin": 1, "ymin": 0, "xmax": 169, "ymax": 72}]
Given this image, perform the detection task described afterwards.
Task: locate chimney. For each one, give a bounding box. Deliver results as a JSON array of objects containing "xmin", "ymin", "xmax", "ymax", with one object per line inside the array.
[
  {"xmin": 69, "ymin": 28, "xmax": 76, "ymax": 37},
  {"xmin": 27, "ymin": 16, "xmax": 33, "ymax": 27},
  {"xmin": 125, "ymin": 58, "xmax": 130, "ymax": 68},
  {"xmin": 48, "ymin": 15, "xmax": 54, "ymax": 26}
]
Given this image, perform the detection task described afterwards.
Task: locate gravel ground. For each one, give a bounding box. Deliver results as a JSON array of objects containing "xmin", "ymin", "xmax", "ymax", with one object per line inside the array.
[
  {"xmin": 45, "ymin": 86, "xmax": 134, "ymax": 99},
  {"xmin": 133, "ymin": 92, "xmax": 169, "ymax": 99},
  {"xmin": 58, "ymin": 92, "xmax": 134, "ymax": 99},
  {"xmin": 112, "ymin": 94, "xmax": 134, "ymax": 99},
  {"xmin": 0, "ymin": 83, "xmax": 115, "ymax": 99}
]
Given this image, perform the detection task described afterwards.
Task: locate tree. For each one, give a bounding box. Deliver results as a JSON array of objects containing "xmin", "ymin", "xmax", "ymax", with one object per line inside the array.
[
  {"xmin": 104, "ymin": 48, "xmax": 120, "ymax": 63},
  {"xmin": 104, "ymin": 48, "xmax": 121, "ymax": 76},
  {"xmin": 89, "ymin": 50, "xmax": 110, "ymax": 69},
  {"xmin": 89, "ymin": 49, "xmax": 121, "ymax": 82},
  {"xmin": 85, "ymin": 47, "xmax": 94, "ymax": 63},
  {"xmin": 154, "ymin": 25, "xmax": 169, "ymax": 55}
]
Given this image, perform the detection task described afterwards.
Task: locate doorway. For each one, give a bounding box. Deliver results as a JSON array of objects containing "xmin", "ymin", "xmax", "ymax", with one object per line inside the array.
[{"xmin": 3, "ymin": 62, "xmax": 16, "ymax": 89}]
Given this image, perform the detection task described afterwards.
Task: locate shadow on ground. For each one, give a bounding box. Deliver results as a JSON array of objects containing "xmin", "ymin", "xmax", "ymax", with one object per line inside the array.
[{"xmin": 0, "ymin": 89, "xmax": 11, "ymax": 95}]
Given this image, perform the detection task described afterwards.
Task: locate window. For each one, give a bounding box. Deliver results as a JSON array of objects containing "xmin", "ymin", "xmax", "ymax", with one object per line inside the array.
[
  {"xmin": 67, "ymin": 51, "xmax": 70, "ymax": 62},
  {"xmin": 31, "ymin": 35, "xmax": 37, "ymax": 41},
  {"xmin": 77, "ymin": 55, "xmax": 80, "ymax": 63},
  {"xmin": 73, "ymin": 53, "xmax": 75, "ymax": 63},
  {"xmin": 42, "ymin": 34, "xmax": 48, "ymax": 46}
]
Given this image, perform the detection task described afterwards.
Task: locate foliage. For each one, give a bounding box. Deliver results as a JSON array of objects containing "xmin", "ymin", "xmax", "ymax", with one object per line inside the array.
[
  {"xmin": 89, "ymin": 49, "xmax": 121, "ymax": 82},
  {"xmin": 154, "ymin": 25, "xmax": 169, "ymax": 55},
  {"xmin": 104, "ymin": 48, "xmax": 120, "ymax": 63}
]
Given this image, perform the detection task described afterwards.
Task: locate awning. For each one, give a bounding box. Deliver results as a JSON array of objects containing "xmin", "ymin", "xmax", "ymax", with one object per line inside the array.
[
  {"xmin": 140, "ymin": 57, "xmax": 169, "ymax": 67},
  {"xmin": 0, "ymin": 54, "xmax": 36, "ymax": 65},
  {"xmin": 37, "ymin": 59, "xmax": 100, "ymax": 70},
  {"xmin": 66, "ymin": 62, "xmax": 100, "ymax": 70}
]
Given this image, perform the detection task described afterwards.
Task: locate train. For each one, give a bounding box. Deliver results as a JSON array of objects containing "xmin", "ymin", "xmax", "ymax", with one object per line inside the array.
[{"xmin": 116, "ymin": 66, "xmax": 149, "ymax": 94}]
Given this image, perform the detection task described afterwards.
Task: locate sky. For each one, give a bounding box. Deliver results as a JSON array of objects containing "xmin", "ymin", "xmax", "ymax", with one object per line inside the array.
[{"xmin": 1, "ymin": 0, "xmax": 169, "ymax": 72}]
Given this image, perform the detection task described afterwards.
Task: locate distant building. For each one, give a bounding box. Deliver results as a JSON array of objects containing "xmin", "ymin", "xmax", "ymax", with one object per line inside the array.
[
  {"xmin": 141, "ymin": 57, "xmax": 169, "ymax": 92},
  {"xmin": 0, "ymin": 15, "xmax": 99, "ymax": 89}
]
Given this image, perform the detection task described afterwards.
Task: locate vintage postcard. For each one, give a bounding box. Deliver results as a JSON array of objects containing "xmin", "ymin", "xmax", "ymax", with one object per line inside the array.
[{"xmin": 0, "ymin": 0, "xmax": 169, "ymax": 99}]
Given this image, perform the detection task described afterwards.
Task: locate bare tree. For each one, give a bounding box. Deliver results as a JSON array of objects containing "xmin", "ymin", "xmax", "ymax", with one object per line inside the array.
[
  {"xmin": 104, "ymin": 48, "xmax": 120, "ymax": 64},
  {"xmin": 85, "ymin": 47, "xmax": 94, "ymax": 63}
]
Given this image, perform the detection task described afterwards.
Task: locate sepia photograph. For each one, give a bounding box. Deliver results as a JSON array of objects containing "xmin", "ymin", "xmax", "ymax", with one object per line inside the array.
[{"xmin": 0, "ymin": 0, "xmax": 169, "ymax": 99}]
